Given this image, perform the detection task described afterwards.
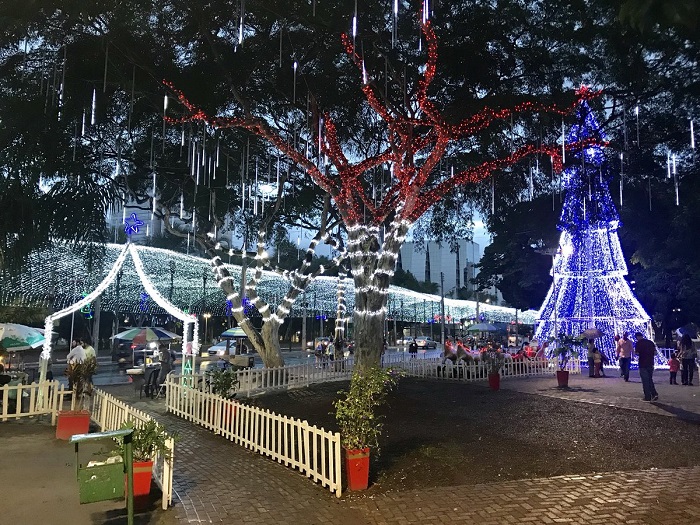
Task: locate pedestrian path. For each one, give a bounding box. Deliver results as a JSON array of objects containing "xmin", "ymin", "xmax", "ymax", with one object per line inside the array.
[
  {"xmin": 103, "ymin": 370, "xmax": 700, "ymax": 525},
  {"xmin": 498, "ymin": 368, "xmax": 700, "ymax": 421}
]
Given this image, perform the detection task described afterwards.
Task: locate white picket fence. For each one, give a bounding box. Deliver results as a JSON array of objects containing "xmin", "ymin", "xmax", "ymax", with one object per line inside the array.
[
  {"xmin": 0, "ymin": 380, "xmax": 74, "ymax": 423},
  {"xmin": 198, "ymin": 358, "xmax": 355, "ymax": 398},
  {"xmin": 90, "ymin": 389, "xmax": 175, "ymax": 510},
  {"xmin": 391, "ymin": 356, "xmax": 582, "ymax": 381},
  {"xmin": 166, "ymin": 375, "xmax": 343, "ymax": 497}
]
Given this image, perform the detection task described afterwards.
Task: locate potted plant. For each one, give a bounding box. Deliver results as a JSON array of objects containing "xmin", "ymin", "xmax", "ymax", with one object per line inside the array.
[
  {"xmin": 551, "ymin": 334, "xmax": 582, "ymax": 387},
  {"xmin": 480, "ymin": 346, "xmax": 505, "ymax": 391},
  {"xmin": 207, "ymin": 368, "xmax": 239, "ymax": 427},
  {"xmin": 114, "ymin": 420, "xmax": 172, "ymax": 497},
  {"xmin": 333, "ymin": 367, "xmax": 401, "ymax": 491},
  {"xmin": 56, "ymin": 357, "xmax": 98, "ymax": 440},
  {"xmin": 208, "ymin": 368, "xmax": 239, "ymax": 399}
]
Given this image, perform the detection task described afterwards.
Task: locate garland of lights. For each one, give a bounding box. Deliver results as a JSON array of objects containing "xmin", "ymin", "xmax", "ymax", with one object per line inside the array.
[
  {"xmin": 129, "ymin": 244, "xmax": 200, "ymax": 377},
  {"xmin": 39, "ymin": 243, "xmax": 131, "ymax": 382},
  {"xmin": 534, "ymin": 100, "xmax": 654, "ymax": 363},
  {"xmin": 9, "ymin": 242, "xmax": 534, "ymax": 325},
  {"xmin": 37, "ymin": 243, "xmax": 202, "ymax": 383}
]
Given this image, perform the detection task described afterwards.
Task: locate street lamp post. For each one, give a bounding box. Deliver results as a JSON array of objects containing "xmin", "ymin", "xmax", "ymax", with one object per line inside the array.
[
  {"xmin": 203, "ymin": 313, "xmax": 211, "ymax": 344},
  {"xmin": 440, "ymin": 272, "xmax": 446, "ymax": 345}
]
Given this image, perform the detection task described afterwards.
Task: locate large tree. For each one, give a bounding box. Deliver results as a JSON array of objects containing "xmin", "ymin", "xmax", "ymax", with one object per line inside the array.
[{"xmin": 165, "ymin": 8, "xmax": 595, "ymax": 368}]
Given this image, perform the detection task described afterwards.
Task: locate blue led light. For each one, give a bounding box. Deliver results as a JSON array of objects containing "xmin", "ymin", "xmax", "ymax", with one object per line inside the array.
[
  {"xmin": 535, "ymin": 101, "xmax": 652, "ymax": 361},
  {"xmin": 124, "ymin": 213, "xmax": 144, "ymax": 236},
  {"xmin": 139, "ymin": 291, "xmax": 149, "ymax": 312}
]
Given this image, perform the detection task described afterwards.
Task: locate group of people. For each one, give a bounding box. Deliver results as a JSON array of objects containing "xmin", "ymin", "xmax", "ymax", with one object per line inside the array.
[
  {"xmin": 66, "ymin": 337, "xmax": 96, "ymax": 364},
  {"xmin": 587, "ymin": 332, "xmax": 657, "ymax": 401},
  {"xmin": 667, "ymin": 333, "xmax": 697, "ymax": 386}
]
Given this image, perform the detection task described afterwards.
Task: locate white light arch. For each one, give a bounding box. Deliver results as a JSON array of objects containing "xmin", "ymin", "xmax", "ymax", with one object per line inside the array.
[{"xmin": 39, "ymin": 243, "xmax": 200, "ymax": 383}]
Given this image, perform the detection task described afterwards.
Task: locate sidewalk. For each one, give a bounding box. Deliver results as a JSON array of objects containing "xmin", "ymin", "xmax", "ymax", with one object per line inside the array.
[
  {"xmin": 3, "ymin": 419, "xmax": 176, "ymax": 525},
  {"xmin": 499, "ymin": 367, "xmax": 700, "ymax": 421},
  {"xmin": 6, "ymin": 368, "xmax": 700, "ymax": 525}
]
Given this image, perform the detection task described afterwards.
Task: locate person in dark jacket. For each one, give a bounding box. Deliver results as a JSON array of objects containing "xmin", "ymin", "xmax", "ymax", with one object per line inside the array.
[{"xmin": 635, "ymin": 332, "xmax": 658, "ymax": 402}]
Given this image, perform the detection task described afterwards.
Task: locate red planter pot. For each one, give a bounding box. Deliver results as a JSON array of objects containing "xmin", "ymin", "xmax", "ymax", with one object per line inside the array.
[
  {"xmin": 556, "ymin": 370, "xmax": 570, "ymax": 388},
  {"xmin": 345, "ymin": 448, "xmax": 370, "ymax": 491},
  {"xmin": 128, "ymin": 460, "xmax": 154, "ymax": 497},
  {"xmin": 56, "ymin": 410, "xmax": 91, "ymax": 440},
  {"xmin": 488, "ymin": 373, "xmax": 501, "ymax": 391}
]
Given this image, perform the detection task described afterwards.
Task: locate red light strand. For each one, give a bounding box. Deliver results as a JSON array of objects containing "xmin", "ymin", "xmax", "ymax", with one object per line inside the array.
[{"xmin": 164, "ymin": 10, "xmax": 603, "ymax": 231}]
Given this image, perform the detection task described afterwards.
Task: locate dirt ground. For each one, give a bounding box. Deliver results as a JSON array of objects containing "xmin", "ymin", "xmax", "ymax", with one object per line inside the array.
[{"xmin": 250, "ymin": 378, "xmax": 700, "ymax": 495}]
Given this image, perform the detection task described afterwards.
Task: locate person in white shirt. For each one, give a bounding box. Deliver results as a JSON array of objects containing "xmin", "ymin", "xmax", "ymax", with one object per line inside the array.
[{"xmin": 67, "ymin": 339, "xmax": 86, "ymax": 364}]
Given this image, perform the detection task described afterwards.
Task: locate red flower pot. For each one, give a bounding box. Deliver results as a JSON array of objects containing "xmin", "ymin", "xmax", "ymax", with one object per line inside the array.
[
  {"xmin": 345, "ymin": 447, "xmax": 370, "ymax": 491},
  {"xmin": 556, "ymin": 370, "xmax": 570, "ymax": 388},
  {"xmin": 56, "ymin": 410, "xmax": 91, "ymax": 440},
  {"xmin": 488, "ymin": 372, "xmax": 500, "ymax": 391},
  {"xmin": 128, "ymin": 460, "xmax": 154, "ymax": 497}
]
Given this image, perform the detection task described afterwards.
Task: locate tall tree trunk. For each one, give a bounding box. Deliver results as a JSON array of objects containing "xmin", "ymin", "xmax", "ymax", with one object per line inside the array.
[
  {"xmin": 259, "ymin": 320, "xmax": 284, "ymax": 368},
  {"xmin": 349, "ymin": 222, "xmax": 410, "ymax": 369}
]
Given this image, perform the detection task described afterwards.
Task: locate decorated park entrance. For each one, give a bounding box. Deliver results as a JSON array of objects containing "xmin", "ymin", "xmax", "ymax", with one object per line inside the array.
[{"xmin": 39, "ymin": 243, "xmax": 200, "ymax": 383}]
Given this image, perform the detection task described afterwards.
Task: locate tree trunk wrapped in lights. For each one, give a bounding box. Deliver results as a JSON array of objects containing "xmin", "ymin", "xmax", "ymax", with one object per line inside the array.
[
  {"xmin": 165, "ymin": 7, "xmax": 597, "ymax": 369},
  {"xmin": 534, "ymin": 100, "xmax": 653, "ymax": 361},
  {"xmin": 164, "ymin": 194, "xmax": 344, "ymax": 368}
]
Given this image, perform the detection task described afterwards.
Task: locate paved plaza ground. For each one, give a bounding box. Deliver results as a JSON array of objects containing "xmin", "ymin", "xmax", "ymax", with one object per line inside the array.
[{"xmin": 5, "ymin": 368, "xmax": 700, "ymax": 524}]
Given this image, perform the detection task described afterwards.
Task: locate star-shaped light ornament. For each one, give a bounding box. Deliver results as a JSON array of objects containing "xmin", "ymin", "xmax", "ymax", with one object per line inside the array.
[{"xmin": 124, "ymin": 213, "xmax": 144, "ymax": 236}]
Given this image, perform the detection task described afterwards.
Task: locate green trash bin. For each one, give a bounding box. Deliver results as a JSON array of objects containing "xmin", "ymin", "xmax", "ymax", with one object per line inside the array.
[
  {"xmin": 70, "ymin": 428, "xmax": 135, "ymax": 525},
  {"xmin": 77, "ymin": 460, "xmax": 125, "ymax": 503}
]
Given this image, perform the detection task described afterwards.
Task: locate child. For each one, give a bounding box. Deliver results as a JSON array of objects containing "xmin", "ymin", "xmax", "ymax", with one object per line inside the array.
[
  {"xmin": 669, "ymin": 353, "xmax": 680, "ymax": 385},
  {"xmin": 593, "ymin": 348, "xmax": 603, "ymax": 378}
]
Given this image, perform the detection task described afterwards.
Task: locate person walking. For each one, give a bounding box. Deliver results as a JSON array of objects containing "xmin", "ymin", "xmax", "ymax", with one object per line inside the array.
[
  {"xmin": 668, "ymin": 352, "xmax": 680, "ymax": 385},
  {"xmin": 635, "ymin": 332, "xmax": 658, "ymax": 402},
  {"xmin": 678, "ymin": 333, "xmax": 696, "ymax": 386},
  {"xmin": 616, "ymin": 332, "xmax": 633, "ymax": 382}
]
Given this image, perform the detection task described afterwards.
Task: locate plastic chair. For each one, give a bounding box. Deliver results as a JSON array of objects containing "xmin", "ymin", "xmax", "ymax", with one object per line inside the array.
[{"xmin": 140, "ymin": 368, "xmax": 159, "ymax": 399}]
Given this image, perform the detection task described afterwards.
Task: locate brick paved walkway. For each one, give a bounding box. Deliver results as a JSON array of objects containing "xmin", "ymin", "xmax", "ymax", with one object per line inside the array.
[{"xmin": 105, "ymin": 371, "xmax": 700, "ymax": 525}]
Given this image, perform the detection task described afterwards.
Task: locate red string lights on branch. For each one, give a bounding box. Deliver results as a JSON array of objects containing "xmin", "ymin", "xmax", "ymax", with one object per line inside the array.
[{"xmin": 164, "ymin": 8, "xmax": 602, "ymax": 230}]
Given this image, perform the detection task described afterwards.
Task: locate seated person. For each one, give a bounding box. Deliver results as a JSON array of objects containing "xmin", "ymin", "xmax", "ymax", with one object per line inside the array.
[{"xmin": 157, "ymin": 345, "xmax": 173, "ymax": 384}]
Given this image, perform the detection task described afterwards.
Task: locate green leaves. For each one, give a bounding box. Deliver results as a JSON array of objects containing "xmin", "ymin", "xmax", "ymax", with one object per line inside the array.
[{"xmin": 334, "ymin": 367, "xmax": 401, "ymax": 451}]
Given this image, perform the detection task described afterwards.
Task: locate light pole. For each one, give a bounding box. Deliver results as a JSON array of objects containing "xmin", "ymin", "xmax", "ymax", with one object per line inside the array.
[
  {"xmin": 440, "ymin": 272, "xmax": 446, "ymax": 345},
  {"xmin": 203, "ymin": 313, "xmax": 211, "ymax": 344}
]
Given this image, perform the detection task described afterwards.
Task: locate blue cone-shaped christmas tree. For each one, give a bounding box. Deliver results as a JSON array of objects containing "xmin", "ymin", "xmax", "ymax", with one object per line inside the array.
[{"xmin": 534, "ymin": 100, "xmax": 652, "ymax": 361}]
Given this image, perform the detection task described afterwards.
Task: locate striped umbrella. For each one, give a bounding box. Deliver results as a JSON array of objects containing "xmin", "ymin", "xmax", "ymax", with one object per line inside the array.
[
  {"xmin": 0, "ymin": 323, "xmax": 46, "ymax": 351},
  {"xmin": 112, "ymin": 327, "xmax": 182, "ymax": 345},
  {"xmin": 220, "ymin": 327, "xmax": 246, "ymax": 338}
]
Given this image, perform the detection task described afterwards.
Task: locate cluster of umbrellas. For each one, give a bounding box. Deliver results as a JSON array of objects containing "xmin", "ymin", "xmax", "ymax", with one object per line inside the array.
[{"xmin": 0, "ymin": 323, "xmax": 185, "ymax": 357}]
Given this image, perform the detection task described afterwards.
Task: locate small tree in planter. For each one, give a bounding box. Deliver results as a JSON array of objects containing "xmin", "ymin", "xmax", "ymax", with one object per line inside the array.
[
  {"xmin": 550, "ymin": 334, "xmax": 582, "ymax": 387},
  {"xmin": 207, "ymin": 368, "xmax": 240, "ymax": 427},
  {"xmin": 56, "ymin": 357, "xmax": 98, "ymax": 439},
  {"xmin": 333, "ymin": 367, "xmax": 401, "ymax": 491},
  {"xmin": 207, "ymin": 368, "xmax": 240, "ymax": 399},
  {"xmin": 480, "ymin": 346, "xmax": 506, "ymax": 391},
  {"xmin": 114, "ymin": 420, "xmax": 173, "ymax": 496}
]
